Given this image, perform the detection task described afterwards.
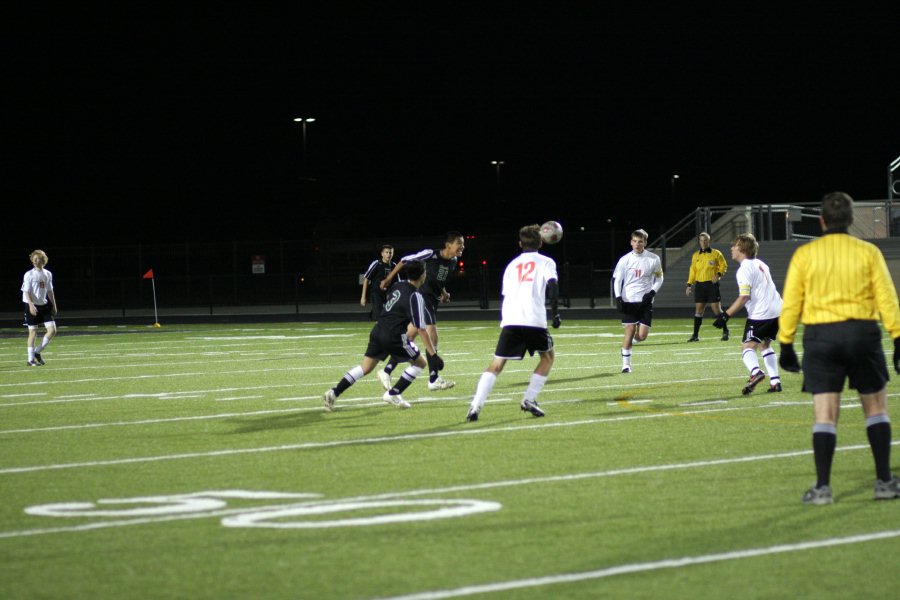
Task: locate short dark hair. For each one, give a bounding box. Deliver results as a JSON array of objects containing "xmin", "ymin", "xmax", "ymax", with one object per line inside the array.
[
  {"xmin": 519, "ymin": 224, "xmax": 542, "ymax": 250},
  {"xmin": 821, "ymin": 191, "xmax": 854, "ymax": 229},
  {"xmin": 631, "ymin": 229, "xmax": 648, "ymax": 242},
  {"xmin": 380, "ymin": 244, "xmax": 394, "ymax": 251},
  {"xmin": 404, "ymin": 260, "xmax": 425, "ymax": 281},
  {"xmin": 444, "ymin": 231, "xmax": 463, "ymax": 245}
]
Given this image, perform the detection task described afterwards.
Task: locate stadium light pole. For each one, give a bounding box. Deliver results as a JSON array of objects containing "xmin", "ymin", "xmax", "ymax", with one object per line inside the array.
[
  {"xmin": 491, "ymin": 160, "xmax": 505, "ymax": 188},
  {"xmin": 670, "ymin": 174, "xmax": 680, "ymax": 204},
  {"xmin": 293, "ymin": 117, "xmax": 315, "ymax": 177}
]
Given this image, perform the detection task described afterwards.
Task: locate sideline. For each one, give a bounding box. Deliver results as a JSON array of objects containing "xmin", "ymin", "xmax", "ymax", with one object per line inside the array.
[{"xmin": 370, "ymin": 528, "xmax": 900, "ymax": 600}]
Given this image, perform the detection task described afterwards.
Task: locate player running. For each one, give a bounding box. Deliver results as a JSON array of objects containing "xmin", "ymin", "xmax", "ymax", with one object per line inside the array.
[
  {"xmin": 466, "ymin": 224, "xmax": 560, "ymax": 422},
  {"xmin": 322, "ymin": 260, "xmax": 441, "ymax": 412},
  {"xmin": 378, "ymin": 231, "xmax": 464, "ymax": 391}
]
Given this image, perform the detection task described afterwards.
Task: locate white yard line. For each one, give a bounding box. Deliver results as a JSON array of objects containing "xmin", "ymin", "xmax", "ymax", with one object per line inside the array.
[{"xmin": 369, "ymin": 528, "xmax": 900, "ymax": 600}]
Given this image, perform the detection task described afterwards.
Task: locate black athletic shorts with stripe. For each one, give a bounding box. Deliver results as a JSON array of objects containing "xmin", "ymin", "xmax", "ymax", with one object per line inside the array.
[{"xmin": 494, "ymin": 326, "xmax": 554, "ymax": 359}]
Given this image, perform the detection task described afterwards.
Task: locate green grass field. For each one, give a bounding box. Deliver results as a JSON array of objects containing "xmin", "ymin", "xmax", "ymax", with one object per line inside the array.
[{"xmin": 1, "ymin": 318, "xmax": 899, "ymax": 599}]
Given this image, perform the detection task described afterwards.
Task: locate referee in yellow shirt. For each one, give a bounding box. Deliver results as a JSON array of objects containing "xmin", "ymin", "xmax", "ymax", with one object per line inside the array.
[
  {"xmin": 685, "ymin": 232, "xmax": 729, "ymax": 341},
  {"xmin": 778, "ymin": 191, "xmax": 900, "ymax": 505}
]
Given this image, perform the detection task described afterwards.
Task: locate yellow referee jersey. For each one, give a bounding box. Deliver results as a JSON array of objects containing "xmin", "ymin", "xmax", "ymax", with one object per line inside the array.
[
  {"xmin": 778, "ymin": 231, "xmax": 900, "ymax": 344},
  {"xmin": 687, "ymin": 248, "xmax": 727, "ymax": 285}
]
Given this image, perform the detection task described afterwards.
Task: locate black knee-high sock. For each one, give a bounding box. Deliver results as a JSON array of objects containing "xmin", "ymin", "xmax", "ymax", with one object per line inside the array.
[
  {"xmin": 334, "ymin": 377, "xmax": 353, "ymax": 397},
  {"xmin": 693, "ymin": 315, "xmax": 702, "ymax": 337},
  {"xmin": 866, "ymin": 415, "xmax": 893, "ymax": 482},
  {"xmin": 383, "ymin": 357, "xmax": 398, "ymax": 375},
  {"xmin": 426, "ymin": 353, "xmax": 438, "ymax": 383},
  {"xmin": 813, "ymin": 424, "xmax": 837, "ymax": 488}
]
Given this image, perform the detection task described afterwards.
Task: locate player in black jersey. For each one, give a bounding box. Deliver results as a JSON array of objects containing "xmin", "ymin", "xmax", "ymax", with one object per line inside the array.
[
  {"xmin": 378, "ymin": 231, "xmax": 465, "ymax": 391},
  {"xmin": 323, "ymin": 260, "xmax": 441, "ymax": 412},
  {"xmin": 360, "ymin": 244, "xmax": 395, "ymax": 320}
]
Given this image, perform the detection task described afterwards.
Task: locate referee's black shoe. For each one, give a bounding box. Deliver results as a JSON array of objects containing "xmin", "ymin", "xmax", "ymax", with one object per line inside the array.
[
  {"xmin": 687, "ymin": 336, "xmax": 700, "ymax": 342},
  {"xmin": 720, "ymin": 331, "xmax": 729, "ymax": 342},
  {"xmin": 34, "ymin": 353, "xmax": 45, "ymax": 365}
]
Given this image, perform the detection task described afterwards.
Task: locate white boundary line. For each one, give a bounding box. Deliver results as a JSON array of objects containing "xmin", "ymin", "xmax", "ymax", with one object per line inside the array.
[{"xmin": 369, "ymin": 528, "xmax": 900, "ymax": 600}]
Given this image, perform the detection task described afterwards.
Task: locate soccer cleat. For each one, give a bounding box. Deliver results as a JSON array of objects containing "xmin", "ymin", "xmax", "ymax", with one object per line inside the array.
[
  {"xmin": 33, "ymin": 353, "xmax": 45, "ymax": 365},
  {"xmin": 382, "ymin": 391, "xmax": 411, "ymax": 409},
  {"xmin": 802, "ymin": 485, "xmax": 833, "ymax": 505},
  {"xmin": 323, "ymin": 389, "xmax": 336, "ymax": 412},
  {"xmin": 520, "ymin": 399, "xmax": 545, "ymax": 417},
  {"xmin": 687, "ymin": 336, "xmax": 700, "ymax": 342},
  {"xmin": 873, "ymin": 475, "xmax": 900, "ymax": 500},
  {"xmin": 721, "ymin": 331, "xmax": 730, "ymax": 341},
  {"xmin": 465, "ymin": 407, "xmax": 479, "ymax": 422},
  {"xmin": 427, "ymin": 376, "xmax": 455, "ymax": 391},
  {"xmin": 766, "ymin": 382, "xmax": 783, "ymax": 393},
  {"xmin": 621, "ymin": 366, "xmax": 632, "ymax": 373},
  {"xmin": 376, "ymin": 369, "xmax": 392, "ymax": 391},
  {"xmin": 27, "ymin": 359, "xmax": 40, "ymax": 367},
  {"xmin": 741, "ymin": 370, "xmax": 766, "ymax": 395}
]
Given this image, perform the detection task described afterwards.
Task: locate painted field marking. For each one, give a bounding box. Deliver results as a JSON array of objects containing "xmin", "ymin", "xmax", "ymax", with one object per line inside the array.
[{"xmin": 369, "ymin": 528, "xmax": 900, "ymax": 600}]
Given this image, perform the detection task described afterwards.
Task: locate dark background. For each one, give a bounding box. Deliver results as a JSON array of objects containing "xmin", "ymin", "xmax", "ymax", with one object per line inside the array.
[{"xmin": 6, "ymin": 3, "xmax": 900, "ymax": 248}]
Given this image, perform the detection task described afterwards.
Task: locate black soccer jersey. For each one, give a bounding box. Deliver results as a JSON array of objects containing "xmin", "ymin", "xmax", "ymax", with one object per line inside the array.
[
  {"xmin": 401, "ymin": 249, "xmax": 459, "ymax": 301},
  {"xmin": 363, "ymin": 259, "xmax": 396, "ymax": 286},
  {"xmin": 377, "ymin": 281, "xmax": 429, "ymax": 336}
]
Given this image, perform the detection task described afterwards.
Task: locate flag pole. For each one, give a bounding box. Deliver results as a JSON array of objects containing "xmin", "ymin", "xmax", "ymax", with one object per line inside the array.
[
  {"xmin": 143, "ymin": 268, "xmax": 160, "ymax": 328},
  {"xmin": 151, "ymin": 276, "xmax": 160, "ymax": 328}
]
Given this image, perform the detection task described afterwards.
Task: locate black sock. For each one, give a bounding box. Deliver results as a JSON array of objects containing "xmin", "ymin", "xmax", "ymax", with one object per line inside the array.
[
  {"xmin": 866, "ymin": 421, "xmax": 893, "ymax": 482},
  {"xmin": 693, "ymin": 316, "xmax": 702, "ymax": 337},
  {"xmin": 333, "ymin": 378, "xmax": 352, "ymax": 397},
  {"xmin": 383, "ymin": 358, "xmax": 397, "ymax": 375},
  {"xmin": 813, "ymin": 430, "xmax": 837, "ymax": 488},
  {"xmin": 426, "ymin": 354, "xmax": 438, "ymax": 382}
]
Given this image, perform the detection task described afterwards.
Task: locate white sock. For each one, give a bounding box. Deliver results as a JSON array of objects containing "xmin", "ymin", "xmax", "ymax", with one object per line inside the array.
[
  {"xmin": 523, "ymin": 373, "xmax": 548, "ymax": 403},
  {"xmin": 471, "ymin": 372, "xmax": 497, "ymax": 411},
  {"xmin": 36, "ymin": 336, "xmax": 51, "ymax": 353},
  {"xmin": 28, "ymin": 347, "xmax": 35, "ymax": 361},
  {"xmin": 622, "ymin": 349, "xmax": 632, "ymax": 368},
  {"xmin": 742, "ymin": 348, "xmax": 760, "ymax": 374},
  {"xmin": 762, "ymin": 349, "xmax": 779, "ymax": 380},
  {"xmin": 344, "ymin": 365, "xmax": 365, "ymax": 384},
  {"xmin": 400, "ymin": 365, "xmax": 422, "ymax": 384}
]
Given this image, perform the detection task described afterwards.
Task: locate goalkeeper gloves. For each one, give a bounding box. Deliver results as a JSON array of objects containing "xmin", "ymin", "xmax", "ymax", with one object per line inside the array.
[
  {"xmin": 552, "ymin": 314, "xmax": 561, "ymax": 329},
  {"xmin": 615, "ymin": 297, "xmax": 624, "ymax": 313},
  {"xmin": 779, "ymin": 343, "xmax": 801, "ymax": 373},
  {"xmin": 894, "ymin": 338, "xmax": 900, "ymax": 374},
  {"xmin": 713, "ymin": 312, "xmax": 730, "ymax": 329},
  {"xmin": 640, "ymin": 290, "xmax": 656, "ymax": 307}
]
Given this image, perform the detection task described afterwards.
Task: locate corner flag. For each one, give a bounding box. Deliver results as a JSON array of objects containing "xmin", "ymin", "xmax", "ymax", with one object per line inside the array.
[{"xmin": 142, "ymin": 268, "xmax": 160, "ymax": 327}]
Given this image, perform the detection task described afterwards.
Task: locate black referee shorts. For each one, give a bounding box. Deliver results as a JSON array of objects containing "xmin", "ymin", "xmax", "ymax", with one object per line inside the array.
[
  {"xmin": 692, "ymin": 281, "xmax": 721, "ymax": 304},
  {"xmin": 801, "ymin": 320, "xmax": 889, "ymax": 395}
]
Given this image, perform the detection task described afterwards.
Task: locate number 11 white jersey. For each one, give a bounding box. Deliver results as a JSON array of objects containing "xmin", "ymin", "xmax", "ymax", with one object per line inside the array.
[{"xmin": 500, "ymin": 251, "xmax": 558, "ymax": 328}]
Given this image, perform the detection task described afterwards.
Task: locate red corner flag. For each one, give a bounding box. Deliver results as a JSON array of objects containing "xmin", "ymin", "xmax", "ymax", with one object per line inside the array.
[{"xmin": 142, "ymin": 268, "xmax": 154, "ymax": 279}]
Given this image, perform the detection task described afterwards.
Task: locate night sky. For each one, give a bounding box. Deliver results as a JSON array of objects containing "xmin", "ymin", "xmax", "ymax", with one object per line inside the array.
[{"xmin": 7, "ymin": 4, "xmax": 899, "ymax": 247}]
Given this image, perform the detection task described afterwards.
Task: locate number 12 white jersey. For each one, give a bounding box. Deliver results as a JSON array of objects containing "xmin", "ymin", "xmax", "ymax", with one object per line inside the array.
[{"xmin": 500, "ymin": 251, "xmax": 558, "ymax": 328}]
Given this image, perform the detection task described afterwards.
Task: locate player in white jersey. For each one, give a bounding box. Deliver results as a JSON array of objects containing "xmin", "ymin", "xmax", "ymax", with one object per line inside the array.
[
  {"xmin": 21, "ymin": 249, "xmax": 58, "ymax": 367},
  {"xmin": 612, "ymin": 229, "xmax": 664, "ymax": 373},
  {"xmin": 466, "ymin": 225, "xmax": 560, "ymax": 422},
  {"xmin": 714, "ymin": 233, "xmax": 784, "ymax": 394}
]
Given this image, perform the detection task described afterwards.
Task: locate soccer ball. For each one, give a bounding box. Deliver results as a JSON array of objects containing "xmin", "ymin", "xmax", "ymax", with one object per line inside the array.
[{"xmin": 540, "ymin": 221, "xmax": 563, "ymax": 244}]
